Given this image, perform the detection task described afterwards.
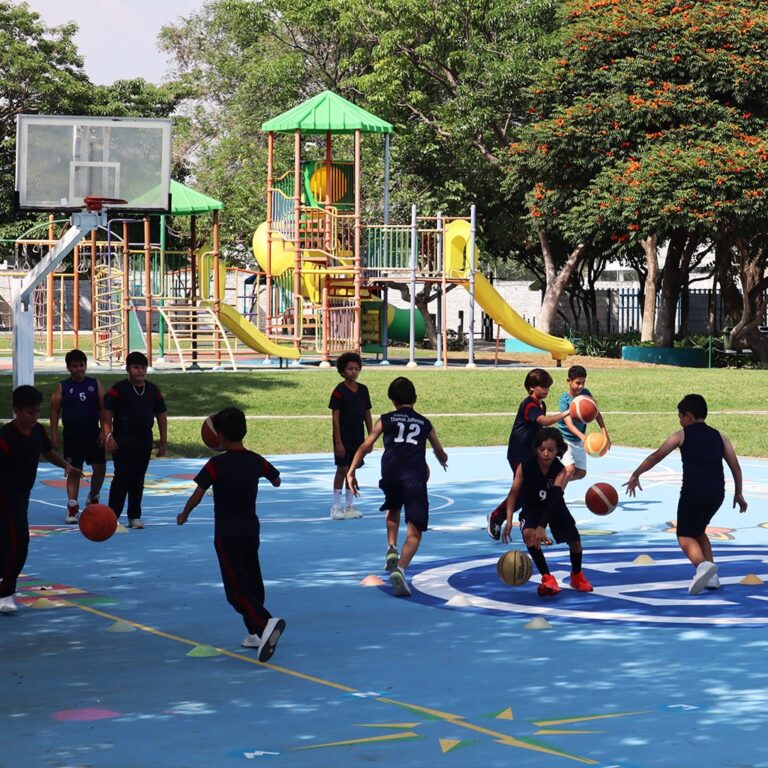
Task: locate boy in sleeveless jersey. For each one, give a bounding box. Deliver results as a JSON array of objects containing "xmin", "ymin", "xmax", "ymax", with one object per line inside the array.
[
  {"xmin": 347, "ymin": 377, "xmax": 448, "ymax": 597},
  {"xmin": 177, "ymin": 407, "xmax": 285, "ymax": 662},
  {"xmin": 50, "ymin": 349, "xmax": 106, "ymax": 523},
  {"xmin": 501, "ymin": 427, "xmax": 592, "ymax": 595},
  {"xmin": 624, "ymin": 394, "xmax": 747, "ymax": 595}
]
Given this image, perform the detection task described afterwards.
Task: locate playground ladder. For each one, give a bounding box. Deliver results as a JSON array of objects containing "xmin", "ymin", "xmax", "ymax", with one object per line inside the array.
[{"xmin": 157, "ymin": 304, "xmax": 238, "ymax": 372}]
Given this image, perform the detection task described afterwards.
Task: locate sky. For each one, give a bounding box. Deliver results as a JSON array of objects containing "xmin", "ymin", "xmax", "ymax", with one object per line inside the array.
[{"xmin": 23, "ymin": 0, "xmax": 205, "ymax": 85}]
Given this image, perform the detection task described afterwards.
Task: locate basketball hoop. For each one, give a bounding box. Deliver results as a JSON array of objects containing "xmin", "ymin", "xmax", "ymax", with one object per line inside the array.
[{"xmin": 82, "ymin": 196, "xmax": 128, "ymax": 212}]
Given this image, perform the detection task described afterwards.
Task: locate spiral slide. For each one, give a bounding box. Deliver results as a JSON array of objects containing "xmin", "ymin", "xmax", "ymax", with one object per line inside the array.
[{"xmin": 445, "ymin": 220, "xmax": 574, "ymax": 361}]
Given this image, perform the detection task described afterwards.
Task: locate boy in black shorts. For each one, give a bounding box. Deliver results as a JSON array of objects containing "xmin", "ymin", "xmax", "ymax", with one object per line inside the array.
[
  {"xmin": 50, "ymin": 349, "xmax": 106, "ymax": 523},
  {"xmin": 177, "ymin": 407, "xmax": 286, "ymax": 662},
  {"xmin": 0, "ymin": 386, "xmax": 79, "ymax": 613},
  {"xmin": 487, "ymin": 368, "xmax": 568, "ymax": 540},
  {"xmin": 329, "ymin": 352, "xmax": 372, "ymax": 520},
  {"xmin": 501, "ymin": 427, "xmax": 592, "ymax": 595},
  {"xmin": 624, "ymin": 394, "xmax": 747, "ymax": 595},
  {"xmin": 102, "ymin": 351, "xmax": 168, "ymax": 529},
  {"xmin": 347, "ymin": 377, "xmax": 448, "ymax": 597}
]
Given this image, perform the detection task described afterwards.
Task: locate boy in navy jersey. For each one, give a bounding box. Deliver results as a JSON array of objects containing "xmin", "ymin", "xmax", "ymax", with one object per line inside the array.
[
  {"xmin": 177, "ymin": 407, "xmax": 285, "ymax": 661},
  {"xmin": 557, "ymin": 365, "xmax": 611, "ymax": 483},
  {"xmin": 347, "ymin": 377, "xmax": 448, "ymax": 597},
  {"xmin": 501, "ymin": 427, "xmax": 592, "ymax": 595},
  {"xmin": 624, "ymin": 394, "xmax": 747, "ymax": 595},
  {"xmin": 0, "ymin": 386, "xmax": 79, "ymax": 614},
  {"xmin": 487, "ymin": 369, "xmax": 568, "ymax": 541},
  {"xmin": 50, "ymin": 349, "xmax": 106, "ymax": 523},
  {"xmin": 329, "ymin": 352, "xmax": 372, "ymax": 520},
  {"xmin": 102, "ymin": 351, "xmax": 167, "ymax": 529}
]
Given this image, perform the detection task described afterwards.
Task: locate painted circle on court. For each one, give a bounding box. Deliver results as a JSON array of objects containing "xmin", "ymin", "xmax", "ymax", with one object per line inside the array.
[{"xmin": 409, "ymin": 546, "xmax": 768, "ymax": 626}]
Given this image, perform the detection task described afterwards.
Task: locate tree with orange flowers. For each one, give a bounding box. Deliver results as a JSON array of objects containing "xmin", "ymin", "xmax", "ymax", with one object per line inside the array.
[{"xmin": 509, "ymin": 0, "xmax": 768, "ymax": 354}]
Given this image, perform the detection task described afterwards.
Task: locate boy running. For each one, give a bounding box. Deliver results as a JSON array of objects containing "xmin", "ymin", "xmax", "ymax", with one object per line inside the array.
[
  {"xmin": 624, "ymin": 394, "xmax": 747, "ymax": 595},
  {"xmin": 347, "ymin": 377, "xmax": 448, "ymax": 597}
]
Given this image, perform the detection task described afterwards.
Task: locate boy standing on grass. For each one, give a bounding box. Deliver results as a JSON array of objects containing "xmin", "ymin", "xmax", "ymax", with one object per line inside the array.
[
  {"xmin": 50, "ymin": 349, "xmax": 106, "ymax": 524},
  {"xmin": 557, "ymin": 364, "xmax": 611, "ymax": 483},
  {"xmin": 102, "ymin": 351, "xmax": 167, "ymax": 529},
  {"xmin": 347, "ymin": 377, "xmax": 448, "ymax": 597},
  {"xmin": 177, "ymin": 407, "xmax": 285, "ymax": 662},
  {"xmin": 487, "ymin": 368, "xmax": 569, "ymax": 541},
  {"xmin": 0, "ymin": 386, "xmax": 80, "ymax": 614},
  {"xmin": 329, "ymin": 351, "xmax": 372, "ymax": 520},
  {"xmin": 624, "ymin": 394, "xmax": 747, "ymax": 595}
]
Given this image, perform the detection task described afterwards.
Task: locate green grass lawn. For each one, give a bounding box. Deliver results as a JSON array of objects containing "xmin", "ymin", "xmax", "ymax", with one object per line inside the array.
[{"xmin": 8, "ymin": 366, "xmax": 767, "ymax": 458}]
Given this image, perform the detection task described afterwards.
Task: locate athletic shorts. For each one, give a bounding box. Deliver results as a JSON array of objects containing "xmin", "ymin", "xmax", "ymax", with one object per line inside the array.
[
  {"xmin": 334, "ymin": 439, "xmax": 364, "ymax": 468},
  {"xmin": 676, "ymin": 488, "xmax": 725, "ymax": 538},
  {"xmin": 561, "ymin": 441, "xmax": 587, "ymax": 471},
  {"xmin": 63, "ymin": 433, "xmax": 106, "ymax": 469},
  {"xmin": 378, "ymin": 477, "xmax": 429, "ymax": 532},
  {"xmin": 519, "ymin": 506, "xmax": 579, "ymax": 545}
]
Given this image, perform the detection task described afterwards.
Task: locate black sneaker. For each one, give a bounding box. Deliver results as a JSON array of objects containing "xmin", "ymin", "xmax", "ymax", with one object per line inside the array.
[
  {"xmin": 487, "ymin": 512, "xmax": 501, "ymax": 541},
  {"xmin": 257, "ymin": 618, "xmax": 286, "ymax": 662},
  {"xmin": 385, "ymin": 546, "xmax": 399, "ymax": 572}
]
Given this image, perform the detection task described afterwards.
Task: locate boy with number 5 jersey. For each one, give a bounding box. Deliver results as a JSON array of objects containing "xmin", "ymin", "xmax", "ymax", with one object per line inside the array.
[{"xmin": 347, "ymin": 377, "xmax": 448, "ymax": 597}]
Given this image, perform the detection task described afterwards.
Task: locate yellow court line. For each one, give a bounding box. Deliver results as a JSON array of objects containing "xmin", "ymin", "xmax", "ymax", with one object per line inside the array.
[
  {"xmin": 66, "ymin": 601, "xmax": 599, "ymax": 764},
  {"xmin": 294, "ymin": 732, "xmax": 421, "ymax": 750},
  {"xmin": 535, "ymin": 711, "xmax": 649, "ymax": 726}
]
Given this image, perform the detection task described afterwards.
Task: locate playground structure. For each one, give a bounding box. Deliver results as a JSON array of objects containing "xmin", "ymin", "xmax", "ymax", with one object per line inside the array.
[{"xmin": 8, "ymin": 100, "xmax": 574, "ymax": 379}]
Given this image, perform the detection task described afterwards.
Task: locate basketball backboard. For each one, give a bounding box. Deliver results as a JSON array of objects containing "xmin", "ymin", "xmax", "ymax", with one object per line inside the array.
[{"xmin": 15, "ymin": 115, "xmax": 172, "ymax": 212}]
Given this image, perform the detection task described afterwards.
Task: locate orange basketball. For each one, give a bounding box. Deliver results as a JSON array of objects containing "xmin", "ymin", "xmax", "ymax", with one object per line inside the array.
[
  {"xmin": 201, "ymin": 415, "xmax": 223, "ymax": 450},
  {"xmin": 585, "ymin": 483, "xmax": 619, "ymax": 515},
  {"xmin": 584, "ymin": 431, "xmax": 609, "ymax": 458},
  {"xmin": 569, "ymin": 395, "xmax": 598, "ymax": 423},
  {"xmin": 78, "ymin": 503, "xmax": 117, "ymax": 542}
]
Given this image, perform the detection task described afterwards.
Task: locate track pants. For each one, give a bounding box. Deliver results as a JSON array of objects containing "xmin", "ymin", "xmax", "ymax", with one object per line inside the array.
[{"xmin": 0, "ymin": 493, "xmax": 30, "ymax": 598}]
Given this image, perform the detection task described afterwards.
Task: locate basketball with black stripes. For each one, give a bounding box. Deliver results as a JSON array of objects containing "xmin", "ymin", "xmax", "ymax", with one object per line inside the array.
[
  {"xmin": 497, "ymin": 550, "xmax": 533, "ymax": 587},
  {"xmin": 585, "ymin": 482, "xmax": 619, "ymax": 516},
  {"xmin": 201, "ymin": 414, "xmax": 223, "ymax": 450}
]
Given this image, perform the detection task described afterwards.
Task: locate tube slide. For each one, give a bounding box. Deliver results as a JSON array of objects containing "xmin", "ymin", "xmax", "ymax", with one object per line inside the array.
[{"xmin": 445, "ymin": 220, "xmax": 574, "ymax": 361}]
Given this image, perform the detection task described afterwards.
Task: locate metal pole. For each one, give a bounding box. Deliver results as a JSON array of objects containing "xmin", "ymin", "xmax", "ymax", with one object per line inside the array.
[
  {"xmin": 434, "ymin": 212, "xmax": 444, "ymax": 367},
  {"xmin": 380, "ymin": 133, "xmax": 391, "ymax": 365},
  {"xmin": 466, "ymin": 205, "xmax": 477, "ymax": 368},
  {"xmin": 407, "ymin": 204, "xmax": 418, "ymax": 368}
]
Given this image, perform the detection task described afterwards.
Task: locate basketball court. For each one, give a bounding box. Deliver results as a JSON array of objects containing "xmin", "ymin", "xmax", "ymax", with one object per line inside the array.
[{"xmin": 4, "ymin": 443, "xmax": 768, "ymax": 768}]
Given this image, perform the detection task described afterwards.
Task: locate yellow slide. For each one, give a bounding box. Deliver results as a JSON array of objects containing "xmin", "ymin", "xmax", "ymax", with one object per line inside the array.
[
  {"xmin": 445, "ymin": 220, "xmax": 574, "ymax": 361},
  {"xmin": 197, "ymin": 251, "xmax": 300, "ymax": 360}
]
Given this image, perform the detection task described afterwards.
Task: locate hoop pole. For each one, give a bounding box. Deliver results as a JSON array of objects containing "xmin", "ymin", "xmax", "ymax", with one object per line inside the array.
[
  {"xmin": 407, "ymin": 204, "xmax": 418, "ymax": 368},
  {"xmin": 122, "ymin": 221, "xmax": 130, "ymax": 357},
  {"xmin": 213, "ymin": 209, "xmax": 222, "ymax": 366},
  {"xmin": 46, "ymin": 215, "xmax": 55, "ymax": 358},
  {"xmin": 266, "ymin": 131, "xmax": 274, "ymax": 338},
  {"xmin": 353, "ymin": 128, "xmax": 362, "ymax": 353},
  {"xmin": 73, "ymin": 244, "xmax": 80, "ymax": 349},
  {"xmin": 293, "ymin": 128, "xmax": 302, "ymax": 352}
]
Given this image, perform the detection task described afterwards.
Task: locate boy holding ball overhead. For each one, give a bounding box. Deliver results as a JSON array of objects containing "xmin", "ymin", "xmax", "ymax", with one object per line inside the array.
[
  {"xmin": 557, "ymin": 365, "xmax": 611, "ymax": 483},
  {"xmin": 624, "ymin": 394, "xmax": 747, "ymax": 595}
]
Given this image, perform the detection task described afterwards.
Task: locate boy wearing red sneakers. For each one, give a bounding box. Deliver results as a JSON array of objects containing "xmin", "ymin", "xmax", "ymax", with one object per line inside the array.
[{"xmin": 501, "ymin": 427, "xmax": 592, "ymax": 596}]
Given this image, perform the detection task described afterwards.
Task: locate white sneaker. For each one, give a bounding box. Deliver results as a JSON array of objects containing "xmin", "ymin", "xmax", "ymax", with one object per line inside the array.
[
  {"xmin": 330, "ymin": 505, "xmax": 345, "ymax": 520},
  {"xmin": 705, "ymin": 572, "xmax": 721, "ymax": 590},
  {"xmin": 689, "ymin": 561, "xmax": 717, "ymax": 595},
  {"xmin": 390, "ymin": 567, "xmax": 411, "ymax": 597},
  {"xmin": 241, "ymin": 632, "xmax": 261, "ymax": 648},
  {"xmin": 343, "ymin": 505, "xmax": 363, "ymax": 519},
  {"xmin": 65, "ymin": 514, "xmax": 78, "ymax": 524},
  {"xmin": 127, "ymin": 519, "xmax": 145, "ymax": 529},
  {"xmin": 0, "ymin": 595, "xmax": 18, "ymax": 614},
  {"xmin": 85, "ymin": 494, "xmax": 100, "ymax": 506},
  {"xmin": 256, "ymin": 617, "xmax": 286, "ymax": 662}
]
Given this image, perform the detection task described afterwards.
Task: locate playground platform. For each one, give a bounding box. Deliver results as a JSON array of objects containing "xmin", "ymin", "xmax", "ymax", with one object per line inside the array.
[{"xmin": 4, "ymin": 444, "xmax": 768, "ymax": 767}]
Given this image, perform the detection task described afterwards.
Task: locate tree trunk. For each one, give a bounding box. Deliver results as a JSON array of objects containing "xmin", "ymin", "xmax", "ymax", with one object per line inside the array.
[
  {"xmin": 654, "ymin": 230, "xmax": 696, "ymax": 347},
  {"xmin": 731, "ymin": 238, "xmax": 768, "ymax": 361},
  {"xmin": 537, "ymin": 230, "xmax": 587, "ymax": 334},
  {"xmin": 639, "ymin": 235, "xmax": 659, "ymax": 342}
]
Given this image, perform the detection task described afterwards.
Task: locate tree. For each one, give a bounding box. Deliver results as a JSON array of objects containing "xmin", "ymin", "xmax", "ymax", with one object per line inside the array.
[
  {"xmin": 506, "ymin": 0, "xmax": 768, "ymax": 354},
  {"xmin": 0, "ymin": 2, "xmax": 92, "ymax": 238}
]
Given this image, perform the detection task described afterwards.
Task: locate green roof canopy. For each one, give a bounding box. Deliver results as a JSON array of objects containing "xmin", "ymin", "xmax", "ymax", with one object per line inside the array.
[
  {"xmin": 261, "ymin": 91, "xmax": 393, "ymax": 135},
  {"xmin": 169, "ymin": 180, "xmax": 224, "ymax": 215}
]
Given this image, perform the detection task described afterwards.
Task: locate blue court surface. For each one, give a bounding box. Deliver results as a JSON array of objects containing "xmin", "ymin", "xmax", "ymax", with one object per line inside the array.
[{"xmin": 4, "ymin": 445, "xmax": 768, "ymax": 768}]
